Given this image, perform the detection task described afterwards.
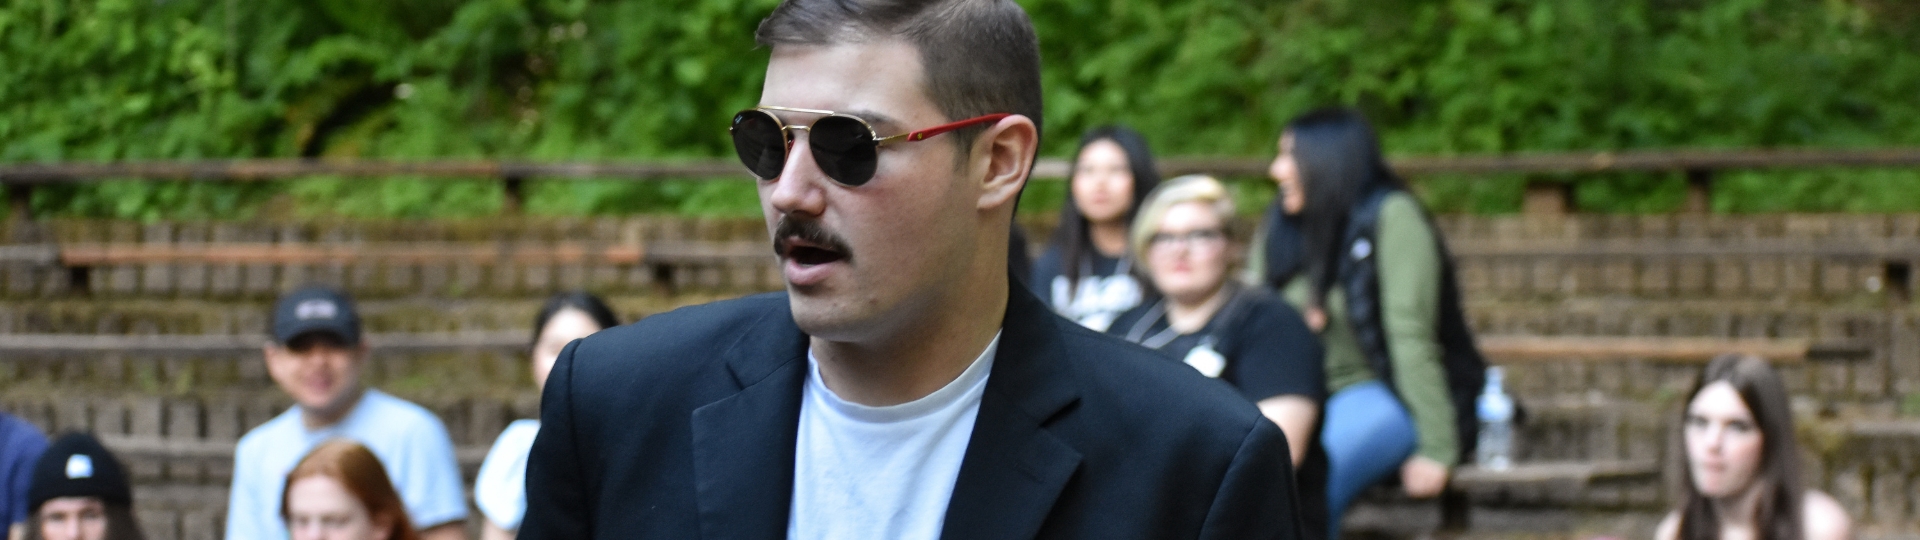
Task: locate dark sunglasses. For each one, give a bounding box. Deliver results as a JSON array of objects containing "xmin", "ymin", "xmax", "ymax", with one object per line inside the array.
[{"xmin": 730, "ymin": 106, "xmax": 1011, "ymax": 186}]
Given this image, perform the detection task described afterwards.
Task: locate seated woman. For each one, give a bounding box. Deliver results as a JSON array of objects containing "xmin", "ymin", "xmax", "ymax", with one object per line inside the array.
[
  {"xmin": 282, "ymin": 439, "xmax": 417, "ymax": 540},
  {"xmin": 22, "ymin": 433, "xmax": 144, "ymax": 540},
  {"xmin": 1033, "ymin": 126, "xmax": 1162, "ymax": 330},
  {"xmin": 1656, "ymin": 354, "xmax": 1852, "ymax": 540},
  {"xmin": 1255, "ymin": 109, "xmax": 1471, "ymax": 538},
  {"xmin": 476, "ymin": 291, "xmax": 621, "ymax": 540},
  {"xmin": 1105, "ymin": 174, "xmax": 1330, "ymax": 539}
]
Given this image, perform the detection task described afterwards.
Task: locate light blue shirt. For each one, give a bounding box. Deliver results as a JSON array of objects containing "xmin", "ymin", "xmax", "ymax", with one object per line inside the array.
[
  {"xmin": 474, "ymin": 419, "xmax": 539, "ymax": 530},
  {"xmin": 224, "ymin": 389, "xmax": 467, "ymax": 540}
]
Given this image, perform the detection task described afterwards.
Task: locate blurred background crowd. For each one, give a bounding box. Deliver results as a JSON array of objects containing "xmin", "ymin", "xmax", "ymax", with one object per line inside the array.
[{"xmin": 3, "ymin": 0, "xmax": 1920, "ymax": 539}]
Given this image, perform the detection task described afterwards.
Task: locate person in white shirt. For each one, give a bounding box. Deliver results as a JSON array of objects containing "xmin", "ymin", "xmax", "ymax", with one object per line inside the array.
[
  {"xmin": 1030, "ymin": 126, "xmax": 1163, "ymax": 331},
  {"xmin": 475, "ymin": 291, "xmax": 620, "ymax": 540},
  {"xmin": 225, "ymin": 286, "xmax": 465, "ymax": 540}
]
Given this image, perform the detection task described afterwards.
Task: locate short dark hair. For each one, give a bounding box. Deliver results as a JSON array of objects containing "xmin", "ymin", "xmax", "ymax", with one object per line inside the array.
[{"xmin": 755, "ymin": 0, "xmax": 1044, "ymax": 156}]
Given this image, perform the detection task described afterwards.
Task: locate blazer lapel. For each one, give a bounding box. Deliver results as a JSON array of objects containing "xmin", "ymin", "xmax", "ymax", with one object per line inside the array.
[
  {"xmin": 940, "ymin": 286, "xmax": 1085, "ymax": 539},
  {"xmin": 690, "ymin": 299, "xmax": 810, "ymax": 540}
]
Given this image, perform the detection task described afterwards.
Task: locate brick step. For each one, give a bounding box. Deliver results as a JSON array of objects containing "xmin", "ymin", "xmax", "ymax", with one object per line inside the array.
[
  {"xmin": 0, "ymin": 390, "xmax": 540, "ymax": 450},
  {"xmin": 0, "ymin": 294, "xmax": 732, "ymax": 334}
]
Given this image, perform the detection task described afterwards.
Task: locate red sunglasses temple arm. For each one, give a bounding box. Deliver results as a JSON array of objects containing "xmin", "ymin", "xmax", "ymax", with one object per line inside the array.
[{"xmin": 884, "ymin": 113, "xmax": 1013, "ymax": 144}]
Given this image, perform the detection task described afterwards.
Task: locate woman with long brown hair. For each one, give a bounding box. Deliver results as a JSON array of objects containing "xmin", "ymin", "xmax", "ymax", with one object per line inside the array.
[
  {"xmin": 1656, "ymin": 354, "xmax": 1851, "ymax": 540},
  {"xmin": 281, "ymin": 439, "xmax": 418, "ymax": 540}
]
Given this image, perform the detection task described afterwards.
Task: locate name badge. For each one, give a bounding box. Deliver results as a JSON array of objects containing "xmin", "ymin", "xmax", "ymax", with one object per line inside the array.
[{"xmin": 1184, "ymin": 344, "xmax": 1226, "ymax": 378}]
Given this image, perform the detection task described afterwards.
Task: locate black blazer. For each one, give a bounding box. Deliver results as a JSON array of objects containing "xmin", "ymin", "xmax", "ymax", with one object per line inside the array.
[{"xmin": 522, "ymin": 286, "xmax": 1303, "ymax": 540}]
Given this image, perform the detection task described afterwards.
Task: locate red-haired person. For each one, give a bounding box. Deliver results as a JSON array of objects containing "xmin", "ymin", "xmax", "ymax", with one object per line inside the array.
[
  {"xmin": 1656, "ymin": 354, "xmax": 1851, "ymax": 540},
  {"xmin": 281, "ymin": 440, "xmax": 418, "ymax": 540}
]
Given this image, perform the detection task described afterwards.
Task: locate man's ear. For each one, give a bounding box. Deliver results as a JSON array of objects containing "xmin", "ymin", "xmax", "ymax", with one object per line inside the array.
[{"xmin": 975, "ymin": 114, "xmax": 1038, "ymax": 212}]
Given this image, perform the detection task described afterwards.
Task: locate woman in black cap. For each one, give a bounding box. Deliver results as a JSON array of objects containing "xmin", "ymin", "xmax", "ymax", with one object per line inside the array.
[{"xmin": 22, "ymin": 433, "xmax": 144, "ymax": 540}]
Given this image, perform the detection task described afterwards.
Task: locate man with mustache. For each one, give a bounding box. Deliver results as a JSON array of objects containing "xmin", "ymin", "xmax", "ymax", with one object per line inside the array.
[{"xmin": 521, "ymin": 0, "xmax": 1303, "ymax": 538}]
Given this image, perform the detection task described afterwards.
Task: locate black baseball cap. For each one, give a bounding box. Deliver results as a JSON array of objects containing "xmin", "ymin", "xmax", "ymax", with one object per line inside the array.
[
  {"xmin": 28, "ymin": 432, "xmax": 132, "ymax": 512},
  {"xmin": 272, "ymin": 285, "xmax": 362, "ymax": 346}
]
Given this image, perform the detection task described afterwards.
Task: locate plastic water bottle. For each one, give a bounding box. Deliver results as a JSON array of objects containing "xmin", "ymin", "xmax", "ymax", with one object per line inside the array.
[{"xmin": 1476, "ymin": 366, "xmax": 1515, "ymax": 470}]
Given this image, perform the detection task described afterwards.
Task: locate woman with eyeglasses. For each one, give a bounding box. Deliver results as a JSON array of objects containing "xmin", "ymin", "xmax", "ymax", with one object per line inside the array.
[
  {"xmin": 476, "ymin": 291, "xmax": 621, "ymax": 540},
  {"xmin": 1107, "ymin": 174, "xmax": 1330, "ymax": 539},
  {"xmin": 282, "ymin": 439, "xmax": 416, "ymax": 540},
  {"xmin": 1251, "ymin": 108, "xmax": 1474, "ymax": 537},
  {"xmin": 1656, "ymin": 354, "xmax": 1851, "ymax": 540},
  {"xmin": 1032, "ymin": 126, "xmax": 1162, "ymax": 331}
]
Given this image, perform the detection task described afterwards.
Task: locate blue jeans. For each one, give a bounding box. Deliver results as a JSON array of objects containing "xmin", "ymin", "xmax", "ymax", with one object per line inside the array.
[{"xmin": 1320, "ymin": 380, "xmax": 1417, "ymax": 539}]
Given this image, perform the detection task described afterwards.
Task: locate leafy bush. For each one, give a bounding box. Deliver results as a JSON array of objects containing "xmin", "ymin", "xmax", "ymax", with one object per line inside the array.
[{"xmin": 3, "ymin": 0, "xmax": 1916, "ymax": 219}]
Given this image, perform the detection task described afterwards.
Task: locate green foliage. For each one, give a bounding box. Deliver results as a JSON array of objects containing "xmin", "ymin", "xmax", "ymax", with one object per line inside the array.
[{"xmin": 3, "ymin": 0, "xmax": 1918, "ymax": 219}]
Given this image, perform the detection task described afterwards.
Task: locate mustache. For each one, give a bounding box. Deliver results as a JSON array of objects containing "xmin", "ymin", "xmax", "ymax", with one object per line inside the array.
[{"xmin": 772, "ymin": 217, "xmax": 854, "ymax": 262}]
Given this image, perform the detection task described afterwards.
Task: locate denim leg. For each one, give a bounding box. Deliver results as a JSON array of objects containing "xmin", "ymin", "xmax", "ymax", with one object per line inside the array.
[{"xmin": 1319, "ymin": 380, "xmax": 1417, "ymax": 539}]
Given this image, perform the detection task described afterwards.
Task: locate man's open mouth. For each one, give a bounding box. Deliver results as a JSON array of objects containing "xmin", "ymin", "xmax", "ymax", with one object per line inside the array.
[
  {"xmin": 773, "ymin": 218, "xmax": 853, "ymax": 267},
  {"xmin": 783, "ymin": 240, "xmax": 847, "ymax": 266}
]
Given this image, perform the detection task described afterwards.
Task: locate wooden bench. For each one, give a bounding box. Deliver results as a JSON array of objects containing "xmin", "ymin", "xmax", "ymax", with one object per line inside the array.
[
  {"xmin": 0, "ymin": 239, "xmax": 771, "ymax": 295},
  {"xmin": 1347, "ymin": 459, "xmax": 1664, "ymax": 537},
  {"xmin": 0, "ymin": 331, "xmax": 526, "ymax": 355},
  {"xmin": 1478, "ymin": 335, "xmax": 1871, "ymax": 363}
]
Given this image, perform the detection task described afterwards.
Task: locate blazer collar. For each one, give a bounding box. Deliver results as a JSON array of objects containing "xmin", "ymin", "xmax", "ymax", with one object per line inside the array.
[
  {"xmin": 688, "ymin": 285, "xmax": 1087, "ymax": 540},
  {"xmin": 941, "ymin": 283, "xmax": 1085, "ymax": 539},
  {"xmin": 690, "ymin": 296, "xmax": 809, "ymax": 540}
]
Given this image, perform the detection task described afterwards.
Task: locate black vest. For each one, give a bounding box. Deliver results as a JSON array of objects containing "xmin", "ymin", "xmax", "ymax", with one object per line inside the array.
[{"xmin": 1265, "ymin": 189, "xmax": 1489, "ymax": 464}]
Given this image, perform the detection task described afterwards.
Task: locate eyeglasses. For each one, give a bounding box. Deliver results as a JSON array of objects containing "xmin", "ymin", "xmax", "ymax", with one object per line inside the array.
[
  {"xmin": 1149, "ymin": 229, "xmax": 1227, "ymax": 250},
  {"xmin": 729, "ymin": 106, "xmax": 1011, "ymax": 187}
]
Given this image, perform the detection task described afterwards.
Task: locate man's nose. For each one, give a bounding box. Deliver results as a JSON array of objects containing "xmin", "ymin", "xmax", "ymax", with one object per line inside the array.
[{"xmin": 766, "ymin": 131, "xmax": 829, "ymax": 218}]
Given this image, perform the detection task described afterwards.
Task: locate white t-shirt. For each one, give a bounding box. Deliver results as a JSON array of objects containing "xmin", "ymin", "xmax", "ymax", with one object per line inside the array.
[
  {"xmin": 475, "ymin": 419, "xmax": 540, "ymax": 530},
  {"xmin": 225, "ymin": 389, "xmax": 468, "ymax": 540},
  {"xmin": 1049, "ymin": 258, "xmax": 1142, "ymax": 332},
  {"xmin": 786, "ymin": 333, "xmax": 1000, "ymax": 540}
]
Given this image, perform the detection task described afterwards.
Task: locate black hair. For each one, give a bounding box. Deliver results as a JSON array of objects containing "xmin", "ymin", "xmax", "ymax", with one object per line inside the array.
[
  {"xmin": 755, "ymin": 0, "xmax": 1044, "ymax": 155},
  {"xmin": 531, "ymin": 291, "xmax": 621, "ymax": 348},
  {"xmin": 1047, "ymin": 125, "xmax": 1161, "ymax": 288},
  {"xmin": 1284, "ymin": 108, "xmax": 1407, "ymax": 307}
]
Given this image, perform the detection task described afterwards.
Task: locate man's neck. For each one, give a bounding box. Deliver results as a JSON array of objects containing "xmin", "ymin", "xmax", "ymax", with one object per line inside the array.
[
  {"xmin": 811, "ymin": 273, "xmax": 1009, "ymax": 407},
  {"xmin": 1089, "ymin": 220, "xmax": 1128, "ymax": 258},
  {"xmin": 300, "ymin": 386, "xmax": 367, "ymax": 430}
]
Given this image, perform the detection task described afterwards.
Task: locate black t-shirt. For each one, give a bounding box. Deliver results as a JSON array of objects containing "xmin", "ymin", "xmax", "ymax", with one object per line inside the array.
[
  {"xmin": 1106, "ymin": 287, "xmax": 1330, "ymax": 540},
  {"xmin": 1106, "ymin": 288, "xmax": 1325, "ymax": 403}
]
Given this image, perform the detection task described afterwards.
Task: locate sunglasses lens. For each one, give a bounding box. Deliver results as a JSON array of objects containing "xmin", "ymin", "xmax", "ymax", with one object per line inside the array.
[
  {"xmin": 730, "ymin": 111, "xmax": 787, "ymax": 179},
  {"xmin": 810, "ymin": 115, "xmax": 879, "ymax": 186}
]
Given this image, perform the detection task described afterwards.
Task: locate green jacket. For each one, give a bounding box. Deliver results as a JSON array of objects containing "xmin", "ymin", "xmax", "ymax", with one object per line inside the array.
[{"xmin": 1261, "ymin": 192, "xmax": 1459, "ymax": 465}]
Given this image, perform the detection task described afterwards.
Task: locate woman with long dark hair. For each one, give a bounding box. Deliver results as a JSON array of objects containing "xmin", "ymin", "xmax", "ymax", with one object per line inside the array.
[
  {"xmin": 476, "ymin": 291, "xmax": 621, "ymax": 540},
  {"xmin": 1253, "ymin": 108, "xmax": 1465, "ymax": 536},
  {"xmin": 282, "ymin": 439, "xmax": 417, "ymax": 540},
  {"xmin": 22, "ymin": 433, "xmax": 144, "ymax": 540},
  {"xmin": 1032, "ymin": 125, "xmax": 1162, "ymax": 331},
  {"xmin": 1655, "ymin": 354, "xmax": 1850, "ymax": 540}
]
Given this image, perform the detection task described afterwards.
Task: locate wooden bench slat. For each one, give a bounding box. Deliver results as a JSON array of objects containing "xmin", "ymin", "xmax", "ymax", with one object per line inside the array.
[
  {"xmin": 1480, "ymin": 335, "xmax": 1818, "ymax": 362},
  {"xmin": 0, "ymin": 332, "xmax": 526, "ymax": 354}
]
